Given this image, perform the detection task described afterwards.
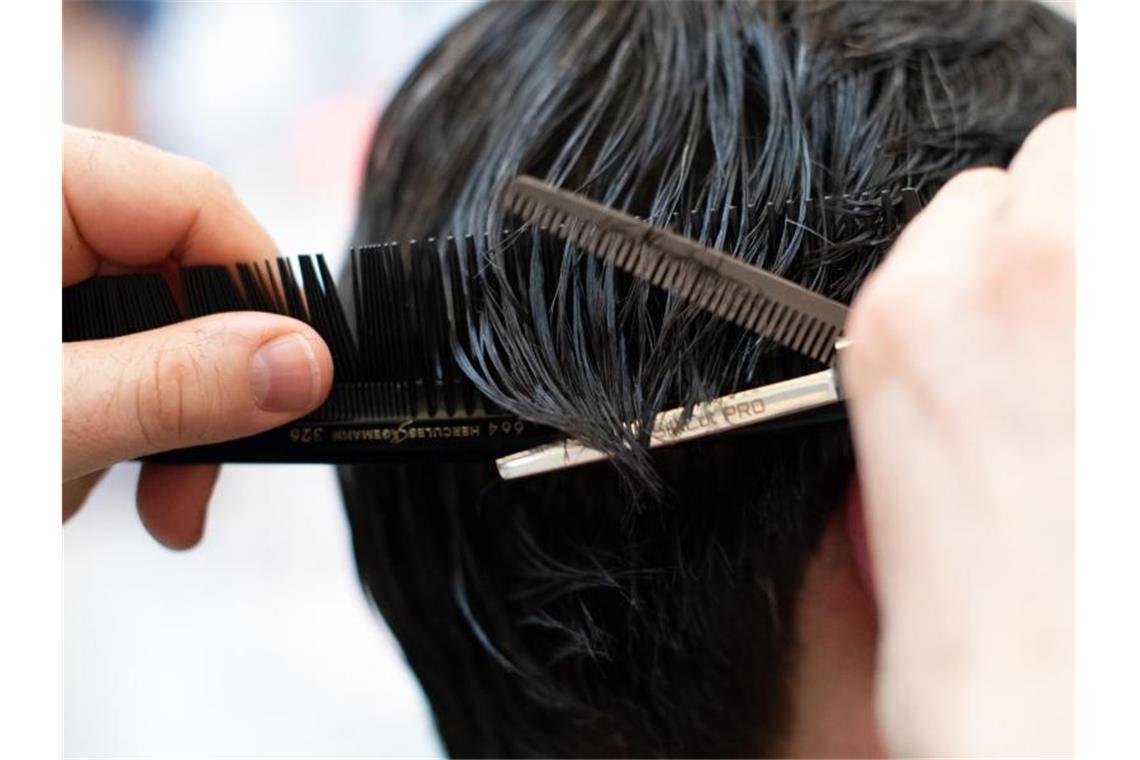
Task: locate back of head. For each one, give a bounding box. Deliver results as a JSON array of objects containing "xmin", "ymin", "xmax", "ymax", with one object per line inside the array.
[{"xmin": 340, "ymin": 2, "xmax": 1075, "ymax": 756}]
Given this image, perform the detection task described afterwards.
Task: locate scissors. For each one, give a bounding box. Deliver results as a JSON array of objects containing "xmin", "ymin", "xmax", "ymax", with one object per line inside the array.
[{"xmin": 495, "ymin": 176, "xmax": 919, "ymax": 479}]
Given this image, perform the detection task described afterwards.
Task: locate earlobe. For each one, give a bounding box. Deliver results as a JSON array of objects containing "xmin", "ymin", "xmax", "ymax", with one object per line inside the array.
[{"xmin": 845, "ymin": 473, "xmax": 876, "ymax": 605}]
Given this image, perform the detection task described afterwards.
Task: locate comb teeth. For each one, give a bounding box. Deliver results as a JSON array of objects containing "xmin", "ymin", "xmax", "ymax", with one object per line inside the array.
[
  {"xmin": 506, "ymin": 179, "xmax": 924, "ymax": 251},
  {"xmin": 507, "ymin": 180, "xmax": 877, "ymax": 365},
  {"xmin": 62, "ymin": 247, "xmax": 500, "ymax": 423},
  {"xmin": 62, "ymin": 272, "xmax": 180, "ymax": 342}
]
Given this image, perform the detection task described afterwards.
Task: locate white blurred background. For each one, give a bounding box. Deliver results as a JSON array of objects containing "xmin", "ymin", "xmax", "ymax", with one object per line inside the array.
[{"xmin": 64, "ymin": 2, "xmax": 476, "ymax": 757}]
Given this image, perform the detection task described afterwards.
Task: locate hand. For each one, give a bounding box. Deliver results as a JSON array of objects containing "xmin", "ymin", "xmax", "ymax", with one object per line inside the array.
[
  {"xmin": 842, "ymin": 109, "xmax": 1074, "ymax": 756},
  {"xmin": 63, "ymin": 126, "xmax": 333, "ymax": 548}
]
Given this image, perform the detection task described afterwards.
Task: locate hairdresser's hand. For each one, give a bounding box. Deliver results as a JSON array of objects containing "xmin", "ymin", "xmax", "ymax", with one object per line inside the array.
[
  {"xmin": 842, "ymin": 109, "xmax": 1074, "ymax": 756},
  {"xmin": 63, "ymin": 126, "xmax": 333, "ymax": 548}
]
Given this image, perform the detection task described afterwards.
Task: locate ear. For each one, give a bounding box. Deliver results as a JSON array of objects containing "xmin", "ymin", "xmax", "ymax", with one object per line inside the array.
[{"xmin": 844, "ymin": 473, "xmax": 876, "ymax": 603}]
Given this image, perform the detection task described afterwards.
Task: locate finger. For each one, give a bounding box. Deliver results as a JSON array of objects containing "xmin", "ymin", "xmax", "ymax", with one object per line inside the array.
[
  {"xmin": 876, "ymin": 166, "xmax": 1009, "ymax": 278},
  {"xmin": 1006, "ymin": 109, "xmax": 1075, "ymax": 247},
  {"xmin": 63, "ymin": 312, "xmax": 333, "ymax": 479},
  {"xmin": 63, "ymin": 125, "xmax": 277, "ymax": 286},
  {"xmin": 137, "ymin": 463, "xmax": 219, "ymax": 550},
  {"xmin": 844, "ymin": 168, "xmax": 1011, "ymax": 394},
  {"xmin": 907, "ymin": 166, "xmax": 1010, "ymax": 249},
  {"xmin": 1008, "ymin": 108, "xmax": 1075, "ymax": 187},
  {"xmin": 63, "ymin": 469, "xmax": 107, "ymax": 521}
]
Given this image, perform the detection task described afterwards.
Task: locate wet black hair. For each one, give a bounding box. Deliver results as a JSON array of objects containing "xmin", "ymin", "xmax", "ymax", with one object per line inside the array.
[{"xmin": 339, "ymin": 2, "xmax": 1075, "ymax": 756}]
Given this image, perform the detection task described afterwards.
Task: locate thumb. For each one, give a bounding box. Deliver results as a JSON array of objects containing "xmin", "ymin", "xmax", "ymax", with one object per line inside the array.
[{"xmin": 63, "ymin": 312, "xmax": 333, "ymax": 479}]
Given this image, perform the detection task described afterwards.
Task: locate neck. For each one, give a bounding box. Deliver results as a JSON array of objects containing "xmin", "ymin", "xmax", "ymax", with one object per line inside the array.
[{"xmin": 779, "ymin": 513, "xmax": 883, "ymax": 758}]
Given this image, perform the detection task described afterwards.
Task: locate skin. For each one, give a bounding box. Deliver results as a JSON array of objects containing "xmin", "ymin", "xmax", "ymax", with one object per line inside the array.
[
  {"xmin": 62, "ymin": 126, "xmax": 333, "ymax": 548},
  {"xmin": 782, "ymin": 512, "xmax": 883, "ymax": 759},
  {"xmin": 780, "ymin": 110, "xmax": 1072, "ymax": 758},
  {"xmin": 62, "ymin": 110, "xmax": 1074, "ymax": 755},
  {"xmin": 842, "ymin": 108, "xmax": 1075, "ymax": 756}
]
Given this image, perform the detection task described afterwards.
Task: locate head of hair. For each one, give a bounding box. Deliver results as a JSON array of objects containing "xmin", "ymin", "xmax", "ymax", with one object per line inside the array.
[{"xmin": 339, "ymin": 2, "xmax": 1075, "ymax": 756}]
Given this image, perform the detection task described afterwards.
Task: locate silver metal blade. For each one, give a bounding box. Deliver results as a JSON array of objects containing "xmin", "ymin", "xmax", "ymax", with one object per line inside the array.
[
  {"xmin": 504, "ymin": 176, "xmax": 850, "ymax": 365},
  {"xmin": 496, "ymin": 369, "xmax": 841, "ymax": 479}
]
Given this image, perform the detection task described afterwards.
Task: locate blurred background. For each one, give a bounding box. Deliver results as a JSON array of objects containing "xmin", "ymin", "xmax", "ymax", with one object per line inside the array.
[{"xmin": 64, "ymin": 2, "xmax": 475, "ymax": 757}]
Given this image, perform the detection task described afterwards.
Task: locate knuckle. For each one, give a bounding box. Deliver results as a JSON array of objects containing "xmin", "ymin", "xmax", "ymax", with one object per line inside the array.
[
  {"xmin": 134, "ymin": 343, "xmax": 213, "ymax": 447},
  {"xmin": 845, "ymin": 270, "xmax": 925, "ymax": 388},
  {"xmin": 1021, "ymin": 108, "xmax": 1076, "ymax": 153},
  {"xmin": 1003, "ymin": 172, "xmax": 1073, "ymax": 247},
  {"xmin": 996, "ymin": 213, "xmax": 1071, "ymax": 266},
  {"xmin": 902, "ymin": 167, "xmax": 1009, "ymax": 246},
  {"xmin": 978, "ymin": 216, "xmax": 1072, "ymax": 313},
  {"xmin": 182, "ymin": 156, "xmax": 237, "ymax": 198},
  {"xmin": 846, "ymin": 275, "xmax": 890, "ymax": 347},
  {"xmin": 934, "ymin": 166, "xmax": 1008, "ymax": 204},
  {"xmin": 850, "ymin": 266, "xmax": 926, "ymax": 344}
]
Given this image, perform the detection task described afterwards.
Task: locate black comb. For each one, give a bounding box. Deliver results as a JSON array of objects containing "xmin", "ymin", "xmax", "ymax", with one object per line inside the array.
[{"xmin": 62, "ymin": 242, "xmax": 560, "ymax": 464}]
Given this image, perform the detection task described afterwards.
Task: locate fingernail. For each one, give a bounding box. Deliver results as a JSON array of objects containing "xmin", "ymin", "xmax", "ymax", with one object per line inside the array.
[{"xmin": 249, "ymin": 333, "xmax": 321, "ymax": 412}]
